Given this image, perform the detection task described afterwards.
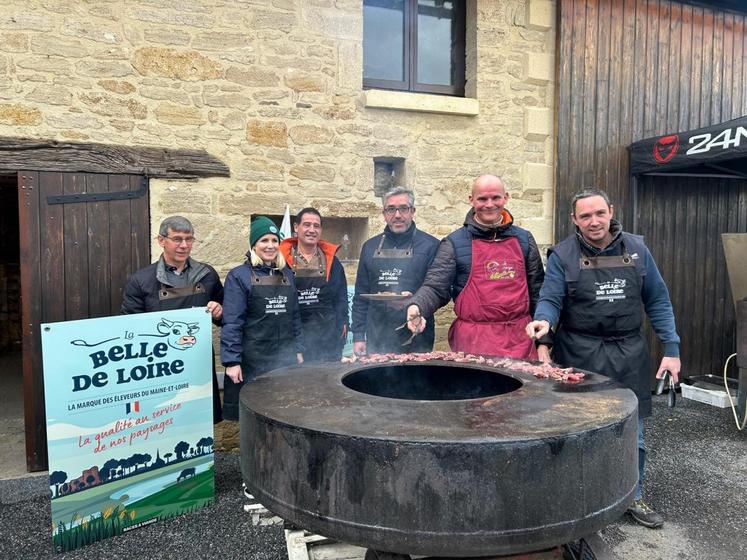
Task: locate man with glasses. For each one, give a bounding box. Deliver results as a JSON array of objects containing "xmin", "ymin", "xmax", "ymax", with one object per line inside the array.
[
  {"xmin": 405, "ymin": 175, "xmax": 544, "ymax": 360},
  {"xmin": 121, "ymin": 215, "xmax": 224, "ymax": 422},
  {"xmin": 352, "ymin": 187, "xmax": 439, "ymax": 354}
]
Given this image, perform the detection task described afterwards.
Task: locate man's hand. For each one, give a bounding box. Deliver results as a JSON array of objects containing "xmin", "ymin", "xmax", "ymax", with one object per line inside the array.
[
  {"xmin": 525, "ymin": 320, "xmax": 550, "ymax": 340},
  {"xmin": 353, "ymin": 341, "xmax": 367, "ymax": 356},
  {"xmin": 225, "ymin": 364, "xmax": 242, "ymax": 383},
  {"xmin": 656, "ymin": 356, "xmax": 681, "ymax": 384},
  {"xmin": 406, "ymin": 304, "xmax": 426, "ymax": 334},
  {"xmin": 537, "ymin": 344, "xmax": 552, "ymax": 364},
  {"xmin": 340, "ymin": 324, "xmax": 348, "ymax": 339},
  {"xmin": 207, "ymin": 301, "xmax": 223, "ymax": 321},
  {"xmin": 296, "ymin": 353, "xmax": 304, "ymax": 364}
]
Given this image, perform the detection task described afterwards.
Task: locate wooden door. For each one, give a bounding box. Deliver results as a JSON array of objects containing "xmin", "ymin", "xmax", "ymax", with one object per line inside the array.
[
  {"xmin": 636, "ymin": 175, "xmax": 747, "ymax": 379},
  {"xmin": 18, "ymin": 171, "xmax": 150, "ymax": 471}
]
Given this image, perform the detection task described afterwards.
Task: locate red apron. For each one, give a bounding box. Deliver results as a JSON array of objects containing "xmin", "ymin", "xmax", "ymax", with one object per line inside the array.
[{"xmin": 448, "ymin": 237, "xmax": 537, "ymax": 360}]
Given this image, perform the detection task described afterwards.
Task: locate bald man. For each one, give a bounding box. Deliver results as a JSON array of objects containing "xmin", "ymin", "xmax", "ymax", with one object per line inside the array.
[{"xmin": 406, "ymin": 175, "xmax": 544, "ymax": 359}]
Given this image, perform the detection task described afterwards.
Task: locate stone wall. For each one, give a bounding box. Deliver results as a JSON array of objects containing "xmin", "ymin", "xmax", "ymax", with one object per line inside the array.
[{"xmin": 0, "ymin": 0, "xmax": 556, "ymax": 448}]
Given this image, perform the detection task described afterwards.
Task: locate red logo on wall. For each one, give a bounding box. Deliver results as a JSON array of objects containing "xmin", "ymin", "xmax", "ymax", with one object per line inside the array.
[{"xmin": 653, "ymin": 135, "xmax": 680, "ymax": 163}]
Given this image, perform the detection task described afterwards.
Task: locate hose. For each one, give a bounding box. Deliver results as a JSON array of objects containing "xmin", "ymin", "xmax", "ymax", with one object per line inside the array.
[{"xmin": 723, "ymin": 353, "xmax": 747, "ymax": 431}]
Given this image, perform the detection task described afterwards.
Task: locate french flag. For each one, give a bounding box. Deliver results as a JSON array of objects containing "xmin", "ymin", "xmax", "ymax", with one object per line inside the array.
[{"xmin": 125, "ymin": 401, "xmax": 140, "ymax": 414}]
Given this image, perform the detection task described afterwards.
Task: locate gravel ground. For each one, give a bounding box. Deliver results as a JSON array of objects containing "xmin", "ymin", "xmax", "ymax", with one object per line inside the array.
[{"xmin": 1, "ymin": 394, "xmax": 745, "ymax": 560}]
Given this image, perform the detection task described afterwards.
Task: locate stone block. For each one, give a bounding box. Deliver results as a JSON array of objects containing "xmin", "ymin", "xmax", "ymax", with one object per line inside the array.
[
  {"xmin": 155, "ymin": 103, "xmax": 206, "ymax": 126},
  {"xmin": 130, "ymin": 9, "xmax": 214, "ymax": 29},
  {"xmin": 98, "ymin": 80, "xmax": 136, "ymax": 95},
  {"xmin": 525, "ymin": 52, "xmax": 554, "ymax": 85},
  {"xmin": 523, "ymin": 107, "xmax": 551, "ymax": 140},
  {"xmin": 79, "ymin": 93, "xmax": 148, "ymax": 119},
  {"xmin": 284, "ymin": 70, "xmax": 325, "ymax": 92},
  {"xmin": 26, "ymin": 85, "xmax": 73, "ymax": 106},
  {"xmin": 192, "ymin": 32, "xmax": 253, "ymax": 51},
  {"xmin": 140, "ymin": 86, "xmax": 192, "ymax": 105},
  {"xmin": 289, "ymin": 164, "xmax": 335, "ymax": 182},
  {"xmin": 132, "ymin": 47, "xmax": 222, "ymax": 81},
  {"xmin": 61, "ymin": 20, "xmax": 121, "ymax": 44},
  {"xmin": 251, "ymin": 10, "xmax": 297, "ymax": 31},
  {"xmin": 517, "ymin": 216, "xmax": 554, "ymax": 245},
  {"xmin": 301, "ymin": 6, "xmax": 361, "ymax": 40},
  {"xmin": 203, "ymin": 92, "xmax": 251, "ymax": 109},
  {"xmin": 289, "ymin": 124, "xmax": 334, "ymax": 145},
  {"xmin": 337, "ymin": 40, "xmax": 362, "ymax": 91},
  {"xmin": 46, "ymin": 113, "xmax": 102, "ymax": 129},
  {"xmin": 15, "ymin": 56, "xmax": 70, "ymax": 75},
  {"xmin": 0, "ymin": 14, "xmax": 53, "ymax": 32},
  {"xmin": 246, "ymin": 120, "xmax": 288, "ymax": 147},
  {"xmin": 523, "ymin": 162, "xmax": 553, "ymax": 191},
  {"xmin": 30, "ymin": 35, "xmax": 88, "ymax": 58},
  {"xmin": 76, "ymin": 60, "xmax": 133, "ymax": 78},
  {"xmin": 0, "ymin": 32, "xmax": 28, "ymax": 52},
  {"xmin": 225, "ymin": 66, "xmax": 279, "ymax": 87},
  {"xmin": 526, "ymin": 0, "xmax": 554, "ymax": 32},
  {"xmin": 0, "ymin": 103, "xmax": 42, "ymax": 125},
  {"xmin": 143, "ymin": 29, "xmax": 191, "ymax": 46}
]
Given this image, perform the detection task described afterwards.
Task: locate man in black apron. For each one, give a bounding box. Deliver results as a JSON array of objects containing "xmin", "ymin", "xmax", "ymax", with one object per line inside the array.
[
  {"xmin": 122, "ymin": 215, "xmax": 224, "ymax": 423},
  {"xmin": 279, "ymin": 208, "xmax": 349, "ymax": 362},
  {"xmin": 526, "ymin": 188, "xmax": 681, "ymax": 529},
  {"xmin": 352, "ymin": 187, "xmax": 439, "ymax": 354}
]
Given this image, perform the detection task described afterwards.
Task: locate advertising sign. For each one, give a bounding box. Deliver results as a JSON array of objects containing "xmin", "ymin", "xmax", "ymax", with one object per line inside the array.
[{"xmin": 42, "ymin": 308, "xmax": 214, "ymax": 552}]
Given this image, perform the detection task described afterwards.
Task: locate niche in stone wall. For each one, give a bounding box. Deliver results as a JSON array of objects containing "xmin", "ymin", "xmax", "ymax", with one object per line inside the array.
[
  {"xmin": 373, "ymin": 157, "xmax": 406, "ymax": 197},
  {"xmin": 259, "ymin": 214, "xmax": 368, "ymax": 263}
]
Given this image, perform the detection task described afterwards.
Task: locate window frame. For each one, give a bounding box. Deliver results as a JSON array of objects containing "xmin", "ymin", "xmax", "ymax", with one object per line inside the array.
[{"xmin": 363, "ymin": 0, "xmax": 466, "ymax": 97}]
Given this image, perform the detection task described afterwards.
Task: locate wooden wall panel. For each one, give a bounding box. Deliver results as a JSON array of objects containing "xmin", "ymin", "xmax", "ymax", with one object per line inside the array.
[{"xmin": 557, "ymin": 0, "xmax": 747, "ymax": 377}]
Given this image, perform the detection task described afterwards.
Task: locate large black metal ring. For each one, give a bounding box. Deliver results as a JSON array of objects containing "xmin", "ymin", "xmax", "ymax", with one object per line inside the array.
[{"xmin": 240, "ymin": 360, "xmax": 638, "ymax": 557}]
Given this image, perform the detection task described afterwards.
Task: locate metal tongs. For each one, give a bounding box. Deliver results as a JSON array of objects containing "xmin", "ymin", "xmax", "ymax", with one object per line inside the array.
[
  {"xmin": 395, "ymin": 313, "xmax": 421, "ymax": 346},
  {"xmin": 655, "ymin": 369, "xmax": 677, "ymax": 408}
]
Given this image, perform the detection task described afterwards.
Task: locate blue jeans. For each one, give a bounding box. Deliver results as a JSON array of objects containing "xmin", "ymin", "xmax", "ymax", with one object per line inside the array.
[{"xmin": 636, "ymin": 416, "xmax": 646, "ymax": 500}]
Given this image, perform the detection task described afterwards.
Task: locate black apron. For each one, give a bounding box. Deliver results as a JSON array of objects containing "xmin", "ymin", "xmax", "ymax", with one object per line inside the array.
[
  {"xmin": 553, "ymin": 245, "xmax": 652, "ymax": 416},
  {"xmin": 158, "ymin": 283, "xmax": 223, "ymax": 424},
  {"xmin": 222, "ymin": 268, "xmax": 297, "ymax": 421},
  {"xmin": 366, "ymin": 235, "xmax": 434, "ymax": 353},
  {"xmin": 294, "ymin": 254, "xmax": 342, "ymax": 362}
]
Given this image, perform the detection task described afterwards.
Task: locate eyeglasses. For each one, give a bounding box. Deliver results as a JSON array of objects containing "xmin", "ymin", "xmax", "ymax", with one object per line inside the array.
[
  {"xmin": 163, "ymin": 235, "xmax": 196, "ymax": 245},
  {"xmin": 383, "ymin": 205, "xmax": 413, "ymax": 216}
]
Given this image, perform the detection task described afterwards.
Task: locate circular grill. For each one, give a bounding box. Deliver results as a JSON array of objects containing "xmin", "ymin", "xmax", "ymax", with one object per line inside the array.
[{"xmin": 240, "ymin": 360, "xmax": 638, "ymax": 558}]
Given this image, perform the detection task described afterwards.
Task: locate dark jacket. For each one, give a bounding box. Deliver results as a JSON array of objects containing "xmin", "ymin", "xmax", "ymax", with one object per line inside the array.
[
  {"xmin": 220, "ymin": 259, "xmax": 304, "ymax": 367},
  {"xmin": 279, "ymin": 237, "xmax": 349, "ymax": 333},
  {"xmin": 410, "ymin": 209, "xmax": 544, "ymax": 318},
  {"xmin": 121, "ymin": 256, "xmax": 223, "ymax": 315},
  {"xmin": 534, "ymin": 220, "xmax": 680, "ymax": 356},
  {"xmin": 351, "ymin": 223, "xmax": 439, "ymax": 343}
]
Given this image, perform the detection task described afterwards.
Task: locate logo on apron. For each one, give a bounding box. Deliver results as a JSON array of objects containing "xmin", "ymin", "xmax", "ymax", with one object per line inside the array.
[
  {"xmin": 377, "ymin": 268, "xmax": 403, "ymax": 287},
  {"xmin": 485, "ymin": 260, "xmax": 516, "ymax": 280},
  {"xmin": 298, "ymin": 286, "xmax": 321, "ymax": 306},
  {"xmin": 595, "ymin": 278, "xmax": 627, "ymax": 302},
  {"xmin": 264, "ymin": 295, "xmax": 288, "ymax": 315}
]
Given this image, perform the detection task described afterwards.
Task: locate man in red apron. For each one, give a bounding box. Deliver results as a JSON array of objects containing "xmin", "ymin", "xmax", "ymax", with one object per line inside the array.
[
  {"xmin": 406, "ymin": 175, "xmax": 544, "ymax": 359},
  {"xmin": 279, "ymin": 208, "xmax": 349, "ymax": 362},
  {"xmin": 525, "ymin": 188, "xmax": 681, "ymax": 529}
]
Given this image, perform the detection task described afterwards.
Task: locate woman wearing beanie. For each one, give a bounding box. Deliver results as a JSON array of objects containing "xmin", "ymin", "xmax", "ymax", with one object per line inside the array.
[{"xmin": 220, "ymin": 216, "xmax": 304, "ymax": 421}]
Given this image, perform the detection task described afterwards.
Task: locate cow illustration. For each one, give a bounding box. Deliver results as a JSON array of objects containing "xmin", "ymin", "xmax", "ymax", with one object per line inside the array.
[
  {"xmin": 177, "ymin": 467, "xmax": 196, "ymax": 482},
  {"xmin": 157, "ymin": 318, "xmax": 199, "ymax": 350}
]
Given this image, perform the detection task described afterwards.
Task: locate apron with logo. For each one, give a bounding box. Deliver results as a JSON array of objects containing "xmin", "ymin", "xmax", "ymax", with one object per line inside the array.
[
  {"xmin": 366, "ymin": 234, "xmax": 433, "ymax": 353},
  {"xmin": 222, "ymin": 268, "xmax": 297, "ymax": 421},
  {"xmin": 553, "ymin": 245, "xmax": 652, "ymax": 416},
  {"xmin": 449, "ymin": 237, "xmax": 537, "ymax": 360},
  {"xmin": 294, "ymin": 253, "xmax": 341, "ymax": 362}
]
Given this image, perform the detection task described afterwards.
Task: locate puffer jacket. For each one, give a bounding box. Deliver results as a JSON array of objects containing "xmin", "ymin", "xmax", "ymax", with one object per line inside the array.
[{"xmin": 409, "ymin": 208, "xmax": 544, "ymax": 318}]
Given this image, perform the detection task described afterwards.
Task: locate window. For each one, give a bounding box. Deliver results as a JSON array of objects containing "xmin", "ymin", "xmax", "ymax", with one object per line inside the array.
[{"xmin": 363, "ymin": 0, "xmax": 466, "ymax": 96}]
